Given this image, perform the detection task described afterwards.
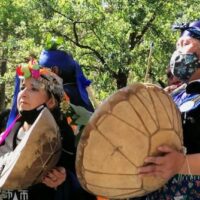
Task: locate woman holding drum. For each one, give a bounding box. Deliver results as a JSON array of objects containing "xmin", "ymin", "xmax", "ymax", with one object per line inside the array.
[{"xmin": 138, "ymin": 20, "xmax": 200, "ymax": 199}]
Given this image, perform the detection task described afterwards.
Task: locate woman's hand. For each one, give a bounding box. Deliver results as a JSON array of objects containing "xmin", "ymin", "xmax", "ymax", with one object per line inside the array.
[
  {"xmin": 139, "ymin": 145, "xmax": 185, "ymax": 180},
  {"xmin": 42, "ymin": 167, "xmax": 66, "ymax": 188},
  {"xmin": 164, "ymin": 85, "xmax": 179, "ymax": 93}
]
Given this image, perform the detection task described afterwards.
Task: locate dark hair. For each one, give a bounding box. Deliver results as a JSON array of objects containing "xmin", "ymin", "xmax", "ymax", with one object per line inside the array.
[
  {"xmin": 0, "ymin": 109, "xmax": 10, "ymax": 132},
  {"xmin": 167, "ymin": 71, "xmax": 173, "ymax": 79}
]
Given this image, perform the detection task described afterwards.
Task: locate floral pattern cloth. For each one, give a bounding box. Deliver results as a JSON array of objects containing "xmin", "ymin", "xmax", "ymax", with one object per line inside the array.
[{"xmin": 139, "ymin": 174, "xmax": 200, "ymax": 200}]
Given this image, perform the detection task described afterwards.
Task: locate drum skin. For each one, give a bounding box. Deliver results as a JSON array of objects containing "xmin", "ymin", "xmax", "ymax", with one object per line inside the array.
[
  {"xmin": 76, "ymin": 83, "xmax": 183, "ymax": 199},
  {"xmin": 0, "ymin": 108, "xmax": 61, "ymax": 189}
]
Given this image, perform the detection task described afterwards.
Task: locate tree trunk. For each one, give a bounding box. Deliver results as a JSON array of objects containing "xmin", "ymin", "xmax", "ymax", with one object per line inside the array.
[
  {"xmin": 0, "ymin": 34, "xmax": 8, "ymax": 112},
  {"xmin": 0, "ymin": 57, "xmax": 7, "ymax": 111},
  {"xmin": 115, "ymin": 69, "xmax": 129, "ymax": 89}
]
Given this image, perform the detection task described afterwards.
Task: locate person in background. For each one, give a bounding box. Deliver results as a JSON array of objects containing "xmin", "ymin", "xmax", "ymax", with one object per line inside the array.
[
  {"xmin": 137, "ymin": 20, "xmax": 200, "ymax": 199},
  {"xmin": 39, "ymin": 46, "xmax": 100, "ymax": 200},
  {"xmin": 39, "ymin": 48, "xmax": 95, "ymax": 113},
  {"xmin": 164, "ymin": 66, "xmax": 182, "ymax": 93},
  {"xmin": 166, "ymin": 66, "xmax": 182, "ymax": 86}
]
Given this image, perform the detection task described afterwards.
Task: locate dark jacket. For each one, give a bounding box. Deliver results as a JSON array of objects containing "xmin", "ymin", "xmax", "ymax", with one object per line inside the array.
[{"xmin": 0, "ymin": 108, "xmax": 96, "ymax": 200}]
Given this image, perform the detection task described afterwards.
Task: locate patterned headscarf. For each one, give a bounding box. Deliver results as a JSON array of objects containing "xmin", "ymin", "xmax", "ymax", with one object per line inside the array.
[{"xmin": 173, "ymin": 20, "xmax": 200, "ymax": 40}]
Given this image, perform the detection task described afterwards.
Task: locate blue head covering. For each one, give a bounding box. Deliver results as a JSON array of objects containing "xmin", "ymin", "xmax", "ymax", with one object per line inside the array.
[
  {"xmin": 39, "ymin": 50, "xmax": 94, "ymax": 112},
  {"xmin": 173, "ymin": 20, "xmax": 200, "ymax": 40},
  {"xmin": 6, "ymin": 75, "xmax": 20, "ymax": 127}
]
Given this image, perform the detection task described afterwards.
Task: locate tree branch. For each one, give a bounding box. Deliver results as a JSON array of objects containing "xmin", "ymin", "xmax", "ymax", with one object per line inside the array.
[
  {"xmin": 49, "ymin": 27, "xmax": 117, "ymax": 76},
  {"xmin": 129, "ymin": 1, "xmax": 170, "ymax": 50},
  {"xmin": 39, "ymin": 0, "xmax": 73, "ymax": 21},
  {"xmin": 129, "ymin": 13, "xmax": 156, "ymax": 50}
]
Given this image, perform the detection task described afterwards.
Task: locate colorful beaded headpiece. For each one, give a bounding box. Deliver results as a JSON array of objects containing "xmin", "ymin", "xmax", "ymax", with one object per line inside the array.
[{"xmin": 16, "ymin": 59, "xmax": 65, "ymax": 101}]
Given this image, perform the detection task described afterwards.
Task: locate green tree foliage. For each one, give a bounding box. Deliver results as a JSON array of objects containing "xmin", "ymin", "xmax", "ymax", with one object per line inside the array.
[
  {"xmin": 29, "ymin": 0, "xmax": 200, "ymax": 91},
  {"xmin": 0, "ymin": 0, "xmax": 26, "ymax": 110},
  {"xmin": 1, "ymin": 0, "xmax": 200, "ymax": 110},
  {"xmin": 0, "ymin": 0, "xmax": 44, "ymax": 109}
]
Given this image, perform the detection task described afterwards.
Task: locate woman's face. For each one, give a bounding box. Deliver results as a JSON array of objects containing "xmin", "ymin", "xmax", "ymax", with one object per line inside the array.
[
  {"xmin": 17, "ymin": 77, "xmax": 50, "ymax": 111},
  {"xmin": 176, "ymin": 36, "xmax": 200, "ymax": 57},
  {"xmin": 174, "ymin": 36, "xmax": 200, "ymax": 82}
]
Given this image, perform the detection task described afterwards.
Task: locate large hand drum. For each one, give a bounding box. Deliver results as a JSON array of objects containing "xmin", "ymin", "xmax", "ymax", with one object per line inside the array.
[
  {"xmin": 76, "ymin": 83, "xmax": 183, "ymax": 199},
  {"xmin": 0, "ymin": 108, "xmax": 61, "ymax": 189}
]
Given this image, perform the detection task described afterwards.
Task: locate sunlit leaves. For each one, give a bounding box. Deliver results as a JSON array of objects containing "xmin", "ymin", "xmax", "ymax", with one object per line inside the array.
[{"xmin": 1, "ymin": 0, "xmax": 200, "ymax": 108}]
